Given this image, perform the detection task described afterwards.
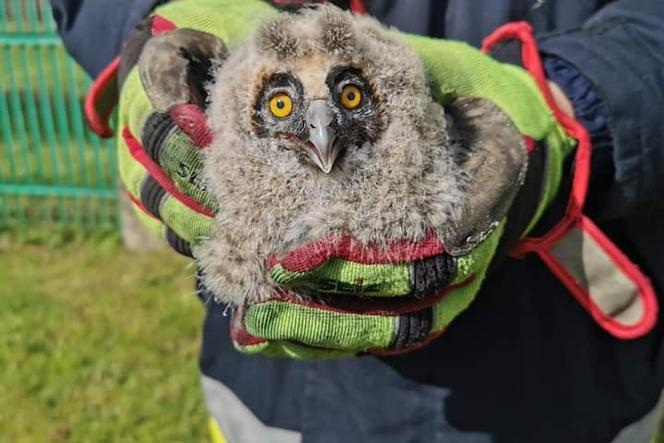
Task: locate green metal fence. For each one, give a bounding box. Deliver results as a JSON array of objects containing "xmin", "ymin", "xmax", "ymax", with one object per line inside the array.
[{"xmin": 0, "ymin": 0, "xmax": 118, "ymax": 230}]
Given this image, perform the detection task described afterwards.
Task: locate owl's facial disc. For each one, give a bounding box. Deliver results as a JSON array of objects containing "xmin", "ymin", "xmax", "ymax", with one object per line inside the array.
[
  {"xmin": 252, "ymin": 67, "xmax": 381, "ymax": 173},
  {"xmin": 305, "ymin": 100, "xmax": 338, "ymax": 173}
]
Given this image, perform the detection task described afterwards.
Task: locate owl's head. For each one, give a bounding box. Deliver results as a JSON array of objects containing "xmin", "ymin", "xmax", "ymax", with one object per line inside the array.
[{"xmin": 206, "ymin": 5, "xmax": 430, "ymax": 175}]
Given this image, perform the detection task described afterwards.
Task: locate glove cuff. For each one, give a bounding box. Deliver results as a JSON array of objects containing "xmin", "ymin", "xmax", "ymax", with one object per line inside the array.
[
  {"xmin": 85, "ymin": 15, "xmax": 179, "ymax": 138},
  {"xmin": 482, "ymin": 22, "xmax": 657, "ymax": 340},
  {"xmin": 482, "ymin": 22, "xmax": 590, "ymax": 249}
]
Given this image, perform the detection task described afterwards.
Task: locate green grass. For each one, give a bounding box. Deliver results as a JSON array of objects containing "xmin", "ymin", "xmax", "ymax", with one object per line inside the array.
[
  {"xmin": 0, "ymin": 236, "xmax": 210, "ymax": 442},
  {"xmin": 0, "ymin": 18, "xmax": 208, "ymax": 438}
]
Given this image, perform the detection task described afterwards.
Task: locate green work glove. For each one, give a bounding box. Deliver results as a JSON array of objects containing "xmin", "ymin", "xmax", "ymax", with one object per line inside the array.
[
  {"xmin": 112, "ymin": 3, "xmax": 475, "ymax": 357},
  {"xmin": 115, "ymin": 0, "xmax": 276, "ymax": 255},
  {"xmin": 230, "ymin": 24, "xmax": 578, "ymax": 359},
  {"xmin": 232, "ymin": 226, "xmax": 506, "ymax": 359},
  {"xmin": 106, "ymin": 3, "xmax": 576, "ymax": 359}
]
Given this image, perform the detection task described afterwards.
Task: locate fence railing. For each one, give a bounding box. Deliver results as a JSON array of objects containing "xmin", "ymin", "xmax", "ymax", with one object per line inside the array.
[{"xmin": 0, "ymin": 0, "xmax": 118, "ymax": 230}]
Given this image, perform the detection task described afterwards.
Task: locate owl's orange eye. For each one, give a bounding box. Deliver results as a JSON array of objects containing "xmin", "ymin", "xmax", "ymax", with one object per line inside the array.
[
  {"xmin": 269, "ymin": 93, "xmax": 293, "ymax": 118},
  {"xmin": 340, "ymin": 85, "xmax": 362, "ymax": 110}
]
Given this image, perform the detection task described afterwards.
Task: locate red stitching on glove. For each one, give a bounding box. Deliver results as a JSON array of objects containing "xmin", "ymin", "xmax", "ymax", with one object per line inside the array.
[
  {"xmin": 274, "ymin": 230, "xmax": 446, "ymax": 272},
  {"xmin": 123, "ymin": 127, "xmax": 215, "ymax": 217},
  {"xmin": 170, "ymin": 104, "xmax": 214, "ymax": 148}
]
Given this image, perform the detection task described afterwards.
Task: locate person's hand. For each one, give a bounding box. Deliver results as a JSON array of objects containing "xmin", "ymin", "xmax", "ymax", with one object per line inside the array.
[
  {"xmin": 109, "ymin": 2, "xmax": 576, "ymax": 262},
  {"xmin": 113, "ymin": 0, "xmax": 276, "ymax": 255},
  {"xmin": 110, "ymin": 5, "xmax": 511, "ymax": 358},
  {"xmin": 99, "ymin": 3, "xmax": 651, "ymax": 358},
  {"xmin": 228, "ymin": 24, "xmax": 582, "ymax": 359}
]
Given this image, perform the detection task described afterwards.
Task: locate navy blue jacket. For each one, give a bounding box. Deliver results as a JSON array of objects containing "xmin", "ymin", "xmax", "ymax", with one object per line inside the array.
[{"xmin": 50, "ymin": 1, "xmax": 664, "ymax": 442}]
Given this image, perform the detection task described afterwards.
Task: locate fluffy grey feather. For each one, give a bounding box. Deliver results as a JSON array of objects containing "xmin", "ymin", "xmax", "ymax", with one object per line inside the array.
[{"xmin": 196, "ymin": 5, "xmax": 525, "ymax": 305}]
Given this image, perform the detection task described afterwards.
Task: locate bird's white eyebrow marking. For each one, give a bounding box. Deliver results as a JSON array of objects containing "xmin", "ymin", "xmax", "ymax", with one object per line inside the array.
[{"xmin": 292, "ymin": 54, "xmax": 335, "ymax": 99}]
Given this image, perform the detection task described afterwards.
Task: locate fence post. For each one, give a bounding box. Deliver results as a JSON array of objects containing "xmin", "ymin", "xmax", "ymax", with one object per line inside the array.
[{"xmin": 118, "ymin": 190, "xmax": 165, "ymax": 251}]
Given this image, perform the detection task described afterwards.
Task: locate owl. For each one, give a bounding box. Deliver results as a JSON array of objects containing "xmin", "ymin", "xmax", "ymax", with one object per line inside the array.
[{"xmin": 195, "ymin": 5, "xmax": 526, "ymax": 305}]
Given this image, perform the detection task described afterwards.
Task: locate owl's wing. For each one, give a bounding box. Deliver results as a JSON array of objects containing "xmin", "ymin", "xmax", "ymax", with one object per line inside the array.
[{"xmin": 443, "ymin": 97, "xmax": 529, "ymax": 256}]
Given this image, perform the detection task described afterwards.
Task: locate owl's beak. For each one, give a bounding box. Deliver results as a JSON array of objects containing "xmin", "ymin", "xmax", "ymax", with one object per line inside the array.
[{"xmin": 306, "ymin": 100, "xmax": 338, "ymax": 173}]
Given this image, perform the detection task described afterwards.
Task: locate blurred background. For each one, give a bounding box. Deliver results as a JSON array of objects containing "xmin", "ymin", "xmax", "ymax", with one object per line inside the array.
[{"xmin": 1, "ymin": 1, "xmax": 208, "ymax": 441}]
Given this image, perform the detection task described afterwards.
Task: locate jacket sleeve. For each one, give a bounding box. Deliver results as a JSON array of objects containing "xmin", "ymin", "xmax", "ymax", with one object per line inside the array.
[
  {"xmin": 537, "ymin": 0, "xmax": 664, "ymax": 219},
  {"xmin": 49, "ymin": 0, "xmax": 169, "ymax": 77}
]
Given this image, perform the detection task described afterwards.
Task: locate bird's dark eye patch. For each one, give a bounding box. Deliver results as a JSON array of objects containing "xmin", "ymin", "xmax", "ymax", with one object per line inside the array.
[
  {"xmin": 325, "ymin": 65, "xmax": 384, "ymax": 146},
  {"xmin": 265, "ymin": 73, "xmax": 299, "ymax": 90},
  {"xmin": 326, "ymin": 66, "xmax": 373, "ymax": 111},
  {"xmin": 252, "ymin": 73, "xmax": 307, "ymax": 138},
  {"xmin": 255, "ymin": 73, "xmax": 303, "ymax": 108}
]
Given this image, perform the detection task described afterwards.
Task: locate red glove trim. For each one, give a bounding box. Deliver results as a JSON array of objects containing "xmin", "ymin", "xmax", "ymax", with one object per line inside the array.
[
  {"xmin": 170, "ymin": 104, "xmax": 214, "ymax": 148},
  {"xmin": 481, "ymin": 22, "xmax": 591, "ymax": 256},
  {"xmin": 123, "ymin": 127, "xmax": 215, "ymax": 217},
  {"xmin": 538, "ymin": 215, "xmax": 658, "ymax": 339},
  {"xmin": 84, "ymin": 15, "xmax": 177, "ymax": 138},
  {"xmin": 350, "ymin": 0, "xmax": 368, "ymax": 15},
  {"xmin": 151, "ymin": 15, "xmax": 177, "ymax": 35},
  {"xmin": 522, "ymin": 135, "xmax": 536, "ymax": 153},
  {"xmin": 230, "ymin": 304, "xmax": 267, "ymax": 347},
  {"xmin": 84, "ymin": 56, "xmax": 119, "ymax": 138},
  {"xmin": 127, "ymin": 191, "xmax": 159, "ymax": 220},
  {"xmin": 482, "ymin": 22, "xmax": 657, "ymax": 340},
  {"xmin": 270, "ymin": 230, "xmax": 446, "ymax": 271}
]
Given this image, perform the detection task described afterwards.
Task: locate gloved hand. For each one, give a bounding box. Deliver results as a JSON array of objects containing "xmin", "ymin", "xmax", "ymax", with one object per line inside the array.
[
  {"xmin": 111, "ymin": 3, "xmax": 485, "ymax": 358},
  {"xmin": 113, "ymin": 0, "xmax": 276, "ymax": 255},
  {"xmin": 102, "ymin": 5, "xmax": 578, "ymax": 359},
  {"xmin": 229, "ymin": 24, "xmax": 580, "ymax": 359}
]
